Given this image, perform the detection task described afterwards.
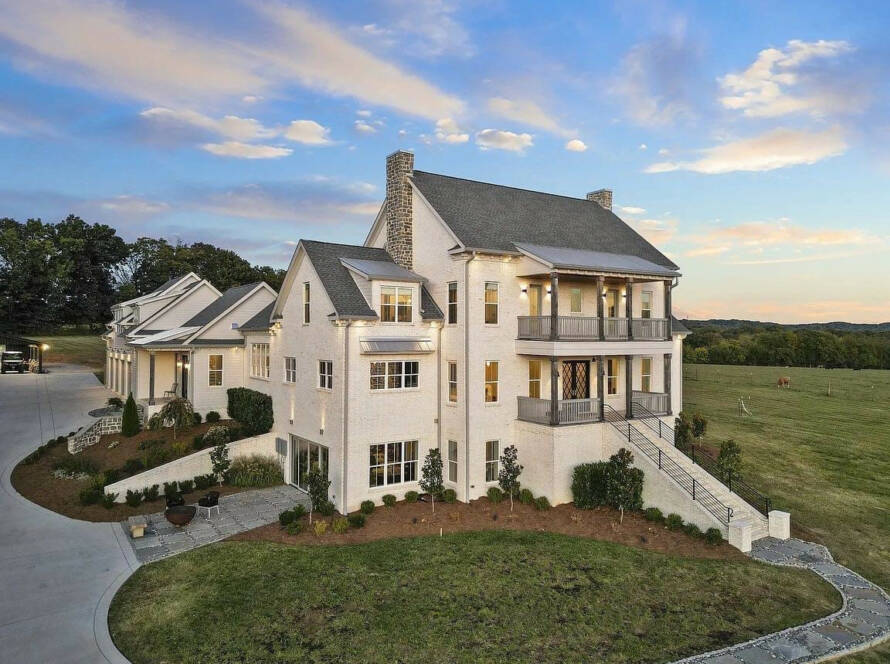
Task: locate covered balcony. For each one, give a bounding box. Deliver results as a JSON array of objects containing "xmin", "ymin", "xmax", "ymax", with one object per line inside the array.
[{"xmin": 517, "ymin": 396, "xmax": 601, "ymax": 425}]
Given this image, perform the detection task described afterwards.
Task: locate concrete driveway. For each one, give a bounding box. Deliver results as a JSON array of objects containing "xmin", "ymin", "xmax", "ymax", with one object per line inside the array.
[{"xmin": 0, "ymin": 368, "xmax": 134, "ymax": 663}]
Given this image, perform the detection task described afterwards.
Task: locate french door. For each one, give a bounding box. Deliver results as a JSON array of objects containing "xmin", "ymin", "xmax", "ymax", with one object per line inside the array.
[
  {"xmin": 561, "ymin": 360, "xmax": 590, "ymax": 400},
  {"xmin": 528, "ymin": 284, "xmax": 543, "ymax": 316},
  {"xmin": 291, "ymin": 435, "xmax": 329, "ymax": 491}
]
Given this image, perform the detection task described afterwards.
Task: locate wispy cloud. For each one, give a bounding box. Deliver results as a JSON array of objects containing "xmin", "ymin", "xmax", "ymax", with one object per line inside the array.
[
  {"xmin": 617, "ymin": 205, "xmax": 646, "ymax": 215},
  {"xmin": 140, "ymin": 107, "xmax": 277, "ymax": 142},
  {"xmin": 487, "ymin": 97, "xmax": 571, "ymax": 136},
  {"xmin": 564, "ymin": 139, "xmax": 587, "ymax": 152},
  {"xmin": 645, "ymin": 127, "xmax": 847, "ymax": 174},
  {"xmin": 201, "ymin": 142, "xmax": 292, "ymax": 159},
  {"xmin": 475, "ymin": 129, "xmax": 533, "ymax": 152},
  {"xmin": 283, "ymin": 120, "xmax": 332, "ymax": 145},
  {"xmin": 435, "ymin": 118, "xmax": 469, "ymax": 144},
  {"xmin": 628, "ymin": 218, "xmax": 678, "ymax": 245}
]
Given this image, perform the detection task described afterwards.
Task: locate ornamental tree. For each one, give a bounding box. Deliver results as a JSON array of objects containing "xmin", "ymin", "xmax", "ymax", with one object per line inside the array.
[
  {"xmin": 498, "ymin": 444, "xmax": 523, "ymax": 511},
  {"xmin": 716, "ymin": 439, "xmax": 742, "ymax": 485},
  {"xmin": 305, "ymin": 463, "xmax": 331, "ymax": 524},
  {"xmin": 420, "ymin": 448, "xmax": 444, "ymax": 513}
]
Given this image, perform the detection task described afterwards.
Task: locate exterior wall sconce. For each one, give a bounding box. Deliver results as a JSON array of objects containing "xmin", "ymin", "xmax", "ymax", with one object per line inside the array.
[
  {"xmin": 546, "ymin": 287, "xmax": 552, "ymax": 295},
  {"xmin": 184, "ymin": 363, "xmax": 191, "ymax": 370},
  {"xmin": 176, "ymin": 361, "xmax": 183, "ymax": 368},
  {"xmin": 319, "ymin": 428, "xmax": 324, "ymax": 435},
  {"xmin": 521, "ymin": 287, "xmax": 528, "ymax": 294}
]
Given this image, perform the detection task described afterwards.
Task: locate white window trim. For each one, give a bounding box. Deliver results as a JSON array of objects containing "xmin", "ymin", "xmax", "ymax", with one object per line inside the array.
[
  {"xmin": 368, "ymin": 440, "xmax": 419, "ymax": 488},
  {"xmin": 447, "ymin": 282, "xmax": 458, "ymax": 325},
  {"xmin": 485, "ymin": 440, "xmax": 499, "ymax": 483},
  {"xmin": 208, "ymin": 354, "xmax": 223, "ymax": 388},
  {"xmin": 484, "ymin": 360, "xmax": 499, "ymax": 405},
  {"xmin": 379, "ymin": 284, "xmax": 414, "ymax": 324},
  {"xmin": 318, "ymin": 360, "xmax": 333, "ymax": 391},
  {"xmin": 484, "ymin": 281, "xmax": 499, "ymax": 326},
  {"xmin": 250, "ymin": 343, "xmax": 270, "ymax": 380},
  {"xmin": 447, "ymin": 360, "xmax": 458, "ymax": 405},
  {"xmin": 447, "ymin": 439, "xmax": 458, "ymax": 484},
  {"xmin": 369, "ymin": 360, "xmax": 420, "ymax": 392},
  {"xmin": 283, "ymin": 356, "xmax": 297, "ymax": 384},
  {"xmin": 302, "ymin": 282, "xmax": 310, "ymax": 325}
]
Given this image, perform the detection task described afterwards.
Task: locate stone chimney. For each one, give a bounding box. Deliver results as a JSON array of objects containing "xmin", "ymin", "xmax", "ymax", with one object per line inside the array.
[
  {"xmin": 385, "ymin": 150, "xmax": 414, "ymax": 269},
  {"xmin": 586, "ymin": 188, "xmax": 612, "ymax": 211}
]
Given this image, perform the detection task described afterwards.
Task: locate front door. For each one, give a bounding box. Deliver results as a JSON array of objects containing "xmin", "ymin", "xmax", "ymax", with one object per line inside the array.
[
  {"xmin": 180, "ymin": 353, "xmax": 189, "ymax": 399},
  {"xmin": 528, "ymin": 284, "xmax": 543, "ymax": 316},
  {"xmin": 562, "ymin": 360, "xmax": 590, "ymax": 400}
]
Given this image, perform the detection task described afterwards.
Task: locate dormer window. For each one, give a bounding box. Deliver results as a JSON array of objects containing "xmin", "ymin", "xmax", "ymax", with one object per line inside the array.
[{"xmin": 381, "ymin": 286, "xmax": 412, "ymax": 323}]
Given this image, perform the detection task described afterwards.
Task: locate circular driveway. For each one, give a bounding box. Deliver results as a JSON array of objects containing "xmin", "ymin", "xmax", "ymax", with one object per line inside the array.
[{"xmin": 0, "ymin": 368, "xmax": 134, "ymax": 663}]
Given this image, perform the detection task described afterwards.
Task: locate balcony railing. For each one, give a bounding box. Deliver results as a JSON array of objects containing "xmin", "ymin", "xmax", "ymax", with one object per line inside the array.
[
  {"xmin": 517, "ymin": 396, "xmax": 601, "ymax": 425},
  {"xmin": 518, "ymin": 315, "xmax": 670, "ymax": 341},
  {"xmin": 631, "ymin": 390, "xmax": 670, "ymax": 415}
]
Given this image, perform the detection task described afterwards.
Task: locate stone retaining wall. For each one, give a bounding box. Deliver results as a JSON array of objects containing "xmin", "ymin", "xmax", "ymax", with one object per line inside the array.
[{"xmin": 67, "ymin": 406, "xmax": 145, "ymax": 454}]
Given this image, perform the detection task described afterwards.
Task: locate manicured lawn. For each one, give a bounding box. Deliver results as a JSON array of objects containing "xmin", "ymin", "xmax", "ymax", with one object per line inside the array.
[
  {"xmin": 683, "ymin": 364, "xmax": 890, "ymax": 593},
  {"xmin": 33, "ymin": 334, "xmax": 105, "ymax": 373},
  {"xmin": 109, "ymin": 532, "xmax": 838, "ymax": 664}
]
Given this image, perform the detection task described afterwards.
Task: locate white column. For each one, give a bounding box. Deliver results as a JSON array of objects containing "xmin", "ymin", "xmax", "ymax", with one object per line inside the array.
[{"xmin": 106, "ymin": 351, "xmax": 112, "ymax": 389}]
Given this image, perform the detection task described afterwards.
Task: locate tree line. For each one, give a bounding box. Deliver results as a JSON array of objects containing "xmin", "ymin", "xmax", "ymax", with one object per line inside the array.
[
  {"xmin": 0, "ymin": 216, "xmax": 285, "ymax": 334},
  {"xmin": 682, "ymin": 322, "xmax": 890, "ymax": 370}
]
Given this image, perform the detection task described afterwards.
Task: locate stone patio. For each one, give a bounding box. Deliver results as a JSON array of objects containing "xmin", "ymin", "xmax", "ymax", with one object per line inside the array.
[
  {"xmin": 123, "ymin": 485, "xmax": 308, "ymax": 564},
  {"xmin": 671, "ymin": 537, "xmax": 890, "ymax": 663}
]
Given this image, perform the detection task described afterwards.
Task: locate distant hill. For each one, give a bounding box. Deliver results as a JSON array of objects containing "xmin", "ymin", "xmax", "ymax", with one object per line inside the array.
[{"xmin": 681, "ymin": 319, "xmax": 890, "ymax": 333}]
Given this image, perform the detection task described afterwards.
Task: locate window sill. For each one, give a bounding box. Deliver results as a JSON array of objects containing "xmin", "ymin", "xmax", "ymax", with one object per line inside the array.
[
  {"xmin": 446, "ymin": 401, "xmax": 458, "ymax": 407},
  {"xmin": 250, "ymin": 376, "xmax": 271, "ymax": 382},
  {"xmin": 366, "ymin": 481, "xmax": 419, "ymax": 492},
  {"xmin": 369, "ymin": 387, "xmax": 421, "ymax": 395},
  {"xmin": 484, "ymin": 401, "xmax": 501, "ymax": 407}
]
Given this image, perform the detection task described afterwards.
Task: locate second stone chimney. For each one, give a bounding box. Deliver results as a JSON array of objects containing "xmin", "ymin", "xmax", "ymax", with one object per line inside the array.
[
  {"xmin": 586, "ymin": 188, "xmax": 612, "ymax": 211},
  {"xmin": 385, "ymin": 150, "xmax": 414, "ymax": 269}
]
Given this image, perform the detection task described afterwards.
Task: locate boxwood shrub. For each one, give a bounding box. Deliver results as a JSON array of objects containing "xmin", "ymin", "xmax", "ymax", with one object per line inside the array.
[
  {"xmin": 705, "ymin": 527, "xmax": 724, "ymax": 545},
  {"xmin": 442, "ymin": 488, "xmax": 457, "ymax": 504},
  {"xmin": 666, "ymin": 513, "xmax": 684, "ymax": 531},
  {"xmin": 404, "ymin": 490, "xmax": 419, "ymax": 503},
  {"xmin": 534, "ymin": 496, "xmax": 551, "ymax": 510},
  {"xmin": 519, "ymin": 488, "xmax": 535, "ymax": 505},
  {"xmin": 382, "ymin": 494, "xmax": 396, "ymax": 507},
  {"xmin": 360, "ymin": 500, "xmax": 375, "ymax": 514},
  {"xmin": 347, "ymin": 513, "xmax": 366, "ymax": 528},
  {"xmin": 226, "ymin": 387, "xmax": 273, "ymax": 436},
  {"xmin": 571, "ymin": 462, "xmax": 610, "ymax": 508},
  {"xmin": 487, "ymin": 486, "xmax": 504, "ymax": 504}
]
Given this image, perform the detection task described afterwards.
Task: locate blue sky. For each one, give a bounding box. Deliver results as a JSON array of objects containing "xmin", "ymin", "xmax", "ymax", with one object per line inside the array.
[{"xmin": 1, "ymin": 0, "xmax": 889, "ymax": 323}]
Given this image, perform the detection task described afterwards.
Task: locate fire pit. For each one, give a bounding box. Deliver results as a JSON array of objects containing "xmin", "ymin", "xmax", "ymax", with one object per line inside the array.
[{"xmin": 164, "ymin": 505, "xmax": 196, "ymax": 527}]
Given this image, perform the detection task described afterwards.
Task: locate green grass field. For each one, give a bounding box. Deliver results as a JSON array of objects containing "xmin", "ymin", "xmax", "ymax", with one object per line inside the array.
[
  {"xmin": 684, "ymin": 364, "xmax": 890, "ymax": 663},
  {"xmin": 32, "ymin": 335, "xmax": 105, "ymax": 376},
  {"xmin": 109, "ymin": 533, "xmax": 837, "ymax": 664}
]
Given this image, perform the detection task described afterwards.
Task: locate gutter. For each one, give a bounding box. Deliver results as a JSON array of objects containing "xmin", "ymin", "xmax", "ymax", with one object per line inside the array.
[
  {"xmin": 464, "ymin": 251, "xmax": 476, "ymax": 502},
  {"xmin": 341, "ymin": 321, "xmax": 351, "ymax": 514}
]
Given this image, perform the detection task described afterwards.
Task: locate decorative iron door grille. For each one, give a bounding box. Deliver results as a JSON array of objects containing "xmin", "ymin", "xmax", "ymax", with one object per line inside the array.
[{"xmin": 561, "ymin": 361, "xmax": 589, "ymax": 400}]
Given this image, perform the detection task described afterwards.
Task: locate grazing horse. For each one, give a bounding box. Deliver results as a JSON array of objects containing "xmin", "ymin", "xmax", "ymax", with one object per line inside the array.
[{"xmin": 777, "ymin": 376, "xmax": 791, "ymax": 389}]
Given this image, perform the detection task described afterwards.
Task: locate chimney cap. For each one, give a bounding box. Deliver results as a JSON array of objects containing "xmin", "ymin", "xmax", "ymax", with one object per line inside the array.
[{"xmin": 586, "ymin": 188, "xmax": 612, "ymax": 211}]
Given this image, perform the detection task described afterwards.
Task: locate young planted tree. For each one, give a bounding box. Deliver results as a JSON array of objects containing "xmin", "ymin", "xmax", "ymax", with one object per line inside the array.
[
  {"xmin": 121, "ymin": 393, "xmax": 140, "ymax": 437},
  {"xmin": 606, "ymin": 448, "xmax": 644, "ymax": 524},
  {"xmin": 420, "ymin": 448, "xmax": 444, "ymax": 513},
  {"xmin": 209, "ymin": 441, "xmax": 230, "ymax": 484},
  {"xmin": 691, "ymin": 412, "xmax": 708, "ymax": 444},
  {"xmin": 674, "ymin": 412, "xmax": 693, "ymax": 453},
  {"xmin": 498, "ymin": 444, "xmax": 523, "ymax": 511},
  {"xmin": 304, "ymin": 463, "xmax": 331, "ymax": 524},
  {"xmin": 716, "ymin": 439, "xmax": 742, "ymax": 486},
  {"xmin": 157, "ymin": 397, "xmax": 194, "ymax": 440}
]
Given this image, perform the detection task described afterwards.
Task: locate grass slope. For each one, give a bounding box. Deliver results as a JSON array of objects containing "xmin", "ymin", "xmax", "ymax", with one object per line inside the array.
[
  {"xmin": 33, "ymin": 335, "xmax": 105, "ymax": 370},
  {"xmin": 110, "ymin": 533, "xmax": 838, "ymax": 664},
  {"xmin": 683, "ymin": 364, "xmax": 890, "ymax": 591}
]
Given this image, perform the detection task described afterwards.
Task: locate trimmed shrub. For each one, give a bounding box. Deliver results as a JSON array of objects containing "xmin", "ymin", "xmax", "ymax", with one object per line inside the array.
[
  {"xmin": 138, "ymin": 438, "xmax": 164, "ymax": 451},
  {"xmin": 225, "ymin": 455, "xmax": 283, "ymax": 487},
  {"xmin": 666, "ymin": 513, "xmax": 684, "ymax": 531},
  {"xmin": 683, "ymin": 523, "xmax": 702, "ymax": 538},
  {"xmin": 279, "ymin": 509, "xmax": 297, "ymax": 526},
  {"xmin": 519, "ymin": 488, "xmax": 535, "ymax": 505},
  {"xmin": 347, "ymin": 513, "xmax": 366, "ymax": 528},
  {"xmin": 125, "ymin": 489, "xmax": 142, "ymax": 507},
  {"xmin": 382, "ymin": 494, "xmax": 396, "ymax": 507},
  {"xmin": 141, "ymin": 484, "xmax": 159, "ymax": 502},
  {"xmin": 79, "ymin": 486, "xmax": 102, "ymax": 505},
  {"xmin": 227, "ymin": 425, "xmax": 244, "ymax": 441},
  {"xmin": 163, "ymin": 481, "xmax": 179, "ymax": 497},
  {"xmin": 121, "ymin": 393, "xmax": 140, "ymax": 437},
  {"xmin": 318, "ymin": 500, "xmax": 336, "ymax": 517},
  {"xmin": 53, "ymin": 456, "xmax": 99, "ymax": 477},
  {"xmin": 107, "ymin": 396, "xmax": 123, "ymax": 409},
  {"xmin": 534, "ymin": 496, "xmax": 551, "ymax": 511},
  {"xmin": 147, "ymin": 413, "xmax": 162, "ymax": 431},
  {"xmin": 332, "ymin": 517, "xmax": 349, "ymax": 534},
  {"xmin": 313, "ymin": 520, "xmax": 328, "ymax": 536},
  {"xmin": 192, "ymin": 412, "xmax": 202, "ymax": 425},
  {"xmin": 226, "ymin": 387, "xmax": 273, "ymax": 436},
  {"xmin": 122, "ymin": 458, "xmax": 144, "ymax": 475},
  {"xmin": 571, "ymin": 462, "xmax": 610, "ymax": 508},
  {"xmin": 194, "ymin": 474, "xmax": 214, "ymax": 490},
  {"xmin": 360, "ymin": 500, "xmax": 375, "ymax": 515},
  {"xmin": 291, "ymin": 504, "xmax": 307, "ymax": 520},
  {"xmin": 404, "ymin": 490, "xmax": 419, "ymax": 503},
  {"xmin": 102, "ymin": 492, "xmax": 117, "ymax": 509},
  {"xmin": 572, "ymin": 450, "xmax": 644, "ymax": 520},
  {"xmin": 202, "ymin": 425, "xmax": 231, "ymax": 447},
  {"xmin": 286, "ymin": 521, "xmax": 303, "ymax": 536},
  {"xmin": 705, "ymin": 528, "xmax": 724, "ymax": 545},
  {"xmin": 643, "ymin": 507, "xmax": 664, "ymax": 523},
  {"xmin": 178, "ymin": 479, "xmax": 194, "ymax": 493},
  {"xmin": 487, "ymin": 486, "xmax": 504, "ymax": 504},
  {"xmin": 205, "ymin": 411, "xmax": 221, "ymax": 423},
  {"xmin": 442, "ymin": 488, "xmax": 457, "ymax": 504},
  {"xmin": 102, "ymin": 469, "xmax": 122, "ymax": 486},
  {"xmin": 192, "ymin": 434, "xmax": 204, "ymax": 450}
]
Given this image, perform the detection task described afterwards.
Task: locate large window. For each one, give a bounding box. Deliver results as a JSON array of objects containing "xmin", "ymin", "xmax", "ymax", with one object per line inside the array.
[
  {"xmin": 284, "ymin": 357, "xmax": 296, "ymax": 383},
  {"xmin": 208, "ymin": 354, "xmax": 223, "ymax": 386},
  {"xmin": 250, "ymin": 343, "xmax": 270, "ymax": 379},
  {"xmin": 484, "ymin": 282, "xmax": 499, "ymax": 324},
  {"xmin": 485, "ymin": 440, "xmax": 499, "ymax": 482},
  {"xmin": 381, "ymin": 286, "xmax": 412, "ymax": 322},
  {"xmin": 528, "ymin": 360, "xmax": 541, "ymax": 398},
  {"xmin": 302, "ymin": 282, "xmax": 310, "ymax": 324},
  {"xmin": 607, "ymin": 358, "xmax": 618, "ymax": 395},
  {"xmin": 447, "ymin": 282, "xmax": 458, "ymax": 324},
  {"xmin": 570, "ymin": 287, "xmax": 582, "ymax": 315},
  {"xmin": 484, "ymin": 360, "xmax": 499, "ymax": 403},
  {"xmin": 641, "ymin": 357, "xmax": 652, "ymax": 392},
  {"xmin": 319, "ymin": 360, "xmax": 333, "ymax": 390},
  {"xmin": 291, "ymin": 436, "xmax": 328, "ymax": 491},
  {"xmin": 370, "ymin": 360, "xmax": 419, "ymax": 390},
  {"xmin": 369, "ymin": 440, "xmax": 418, "ymax": 487},
  {"xmin": 641, "ymin": 291, "xmax": 653, "ymax": 319},
  {"xmin": 448, "ymin": 361, "xmax": 458, "ymax": 402},
  {"xmin": 448, "ymin": 440, "xmax": 458, "ymax": 483},
  {"xmin": 607, "ymin": 289, "xmax": 619, "ymax": 317}
]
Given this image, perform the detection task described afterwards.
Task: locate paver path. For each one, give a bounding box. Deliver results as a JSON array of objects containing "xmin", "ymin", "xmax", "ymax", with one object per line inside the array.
[
  {"xmin": 125, "ymin": 485, "xmax": 308, "ymax": 563},
  {"xmin": 672, "ymin": 537, "xmax": 890, "ymax": 664}
]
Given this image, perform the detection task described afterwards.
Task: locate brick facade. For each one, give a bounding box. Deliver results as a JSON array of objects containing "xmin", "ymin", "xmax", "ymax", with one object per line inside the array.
[{"xmin": 385, "ymin": 150, "xmax": 414, "ymax": 269}]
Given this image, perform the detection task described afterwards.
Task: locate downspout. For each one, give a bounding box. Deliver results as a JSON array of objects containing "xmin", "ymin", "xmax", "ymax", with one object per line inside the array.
[
  {"xmin": 464, "ymin": 251, "xmax": 476, "ymax": 502},
  {"xmin": 340, "ymin": 320, "xmax": 351, "ymax": 515},
  {"xmin": 436, "ymin": 322, "xmax": 442, "ymax": 452}
]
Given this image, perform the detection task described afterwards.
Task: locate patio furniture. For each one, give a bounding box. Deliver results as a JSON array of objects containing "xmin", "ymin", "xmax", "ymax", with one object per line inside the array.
[
  {"xmin": 163, "ymin": 382, "xmax": 178, "ymax": 399},
  {"xmin": 165, "ymin": 492, "xmax": 185, "ymax": 508},
  {"xmin": 197, "ymin": 491, "xmax": 220, "ymax": 519},
  {"xmin": 164, "ymin": 505, "xmax": 196, "ymax": 527}
]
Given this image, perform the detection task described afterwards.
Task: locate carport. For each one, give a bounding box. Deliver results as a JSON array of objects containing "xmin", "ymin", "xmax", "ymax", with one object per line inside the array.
[{"xmin": 0, "ymin": 333, "xmax": 45, "ymax": 372}]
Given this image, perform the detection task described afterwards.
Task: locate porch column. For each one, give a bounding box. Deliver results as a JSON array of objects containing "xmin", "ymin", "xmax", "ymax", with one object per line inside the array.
[
  {"xmin": 549, "ymin": 272, "xmax": 559, "ymax": 341},
  {"xmin": 665, "ymin": 280, "xmax": 673, "ymax": 339},
  {"xmin": 596, "ymin": 276, "xmax": 605, "ymax": 341},
  {"xmin": 148, "ymin": 351, "xmax": 156, "ymax": 405},
  {"xmin": 106, "ymin": 351, "xmax": 112, "ymax": 389},
  {"xmin": 597, "ymin": 355, "xmax": 605, "ymax": 421},
  {"xmin": 549, "ymin": 356, "xmax": 559, "ymax": 426},
  {"xmin": 625, "ymin": 277, "xmax": 634, "ymax": 340},
  {"xmin": 625, "ymin": 355, "xmax": 633, "ymax": 417},
  {"xmin": 664, "ymin": 353, "xmax": 672, "ymax": 415}
]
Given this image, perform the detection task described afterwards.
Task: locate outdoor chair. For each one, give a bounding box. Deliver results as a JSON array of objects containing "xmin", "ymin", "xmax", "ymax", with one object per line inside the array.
[
  {"xmin": 163, "ymin": 382, "xmax": 178, "ymax": 399},
  {"xmin": 197, "ymin": 491, "xmax": 220, "ymax": 519},
  {"xmin": 165, "ymin": 492, "xmax": 185, "ymax": 508}
]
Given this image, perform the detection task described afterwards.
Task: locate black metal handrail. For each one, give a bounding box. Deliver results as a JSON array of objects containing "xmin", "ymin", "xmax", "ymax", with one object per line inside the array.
[
  {"xmin": 603, "ymin": 405, "xmax": 732, "ymax": 526},
  {"xmin": 632, "ymin": 402, "xmax": 772, "ymax": 517}
]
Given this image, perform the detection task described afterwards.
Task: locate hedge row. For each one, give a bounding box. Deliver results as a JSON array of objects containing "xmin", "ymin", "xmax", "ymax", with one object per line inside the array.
[{"xmin": 226, "ymin": 387, "xmax": 273, "ymax": 436}]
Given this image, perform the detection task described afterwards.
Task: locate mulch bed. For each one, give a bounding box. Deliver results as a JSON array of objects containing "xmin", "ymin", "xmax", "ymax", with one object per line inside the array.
[
  {"xmin": 232, "ymin": 497, "xmax": 746, "ymax": 561},
  {"xmin": 11, "ymin": 420, "xmax": 248, "ymax": 522}
]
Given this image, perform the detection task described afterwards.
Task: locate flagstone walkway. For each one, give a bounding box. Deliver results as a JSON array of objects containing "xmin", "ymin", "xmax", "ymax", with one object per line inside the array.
[
  {"xmin": 123, "ymin": 485, "xmax": 308, "ymax": 564},
  {"xmin": 672, "ymin": 537, "xmax": 890, "ymax": 664}
]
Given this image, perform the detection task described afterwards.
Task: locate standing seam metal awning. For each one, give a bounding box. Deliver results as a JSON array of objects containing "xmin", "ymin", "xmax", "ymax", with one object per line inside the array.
[{"xmin": 359, "ymin": 338, "xmax": 434, "ymax": 354}]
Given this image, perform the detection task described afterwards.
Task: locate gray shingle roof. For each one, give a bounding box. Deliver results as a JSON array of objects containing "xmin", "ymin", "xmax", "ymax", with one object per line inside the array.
[
  {"xmin": 515, "ymin": 243, "xmax": 680, "ymax": 278},
  {"xmin": 183, "ymin": 282, "xmax": 262, "ymax": 328},
  {"xmin": 151, "ymin": 274, "xmax": 189, "ymax": 295},
  {"xmin": 239, "ymin": 302, "xmax": 275, "ymax": 331},
  {"xmin": 301, "ymin": 241, "xmax": 443, "ymax": 320},
  {"xmin": 340, "ymin": 258, "xmax": 423, "ymax": 282},
  {"xmin": 411, "ymin": 171, "xmax": 679, "ymax": 270},
  {"xmin": 672, "ymin": 316, "xmax": 691, "ymax": 334}
]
